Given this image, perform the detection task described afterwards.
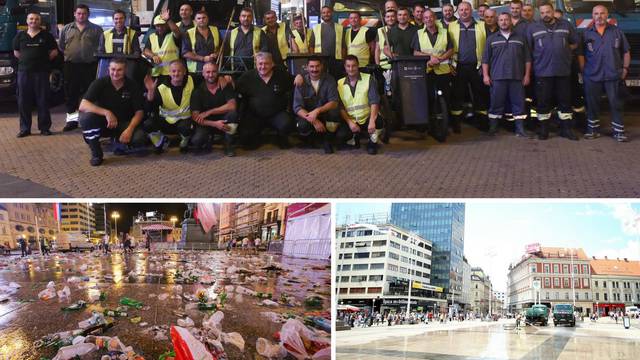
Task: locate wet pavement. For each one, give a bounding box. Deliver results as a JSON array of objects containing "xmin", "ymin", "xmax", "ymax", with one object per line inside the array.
[
  {"xmin": 336, "ymin": 319, "xmax": 640, "ymax": 360},
  {"xmin": 0, "ymin": 250, "xmax": 331, "ymax": 359}
]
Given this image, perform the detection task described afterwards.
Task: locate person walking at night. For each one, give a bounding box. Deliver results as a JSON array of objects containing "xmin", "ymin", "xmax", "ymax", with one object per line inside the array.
[{"xmin": 18, "ymin": 236, "xmax": 27, "ymax": 257}]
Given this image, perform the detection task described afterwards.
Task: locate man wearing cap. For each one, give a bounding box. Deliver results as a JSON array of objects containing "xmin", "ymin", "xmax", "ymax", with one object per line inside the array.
[
  {"xmin": 182, "ymin": 11, "xmax": 220, "ymax": 84},
  {"xmin": 294, "ymin": 57, "xmax": 342, "ymax": 154},
  {"xmin": 338, "ymin": 55, "xmax": 383, "ymax": 155},
  {"xmin": 190, "ymin": 62, "xmax": 238, "ymax": 156},
  {"xmin": 226, "ymin": 7, "xmax": 268, "ymax": 70},
  {"xmin": 144, "ymin": 60, "xmax": 194, "ymax": 153},
  {"xmin": 310, "ymin": 6, "xmax": 346, "ymax": 78},
  {"xmin": 143, "ymin": 9, "xmax": 181, "ymax": 79},
  {"xmin": 58, "ymin": 4, "xmax": 103, "ymax": 131}
]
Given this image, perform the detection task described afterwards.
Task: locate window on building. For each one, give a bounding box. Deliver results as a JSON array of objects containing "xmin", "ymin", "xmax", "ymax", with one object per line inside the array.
[
  {"xmin": 342, "ymin": 253, "xmax": 353, "ymax": 259},
  {"xmin": 339, "ymin": 288, "xmax": 348, "ymax": 294},
  {"xmin": 563, "ymin": 264, "xmax": 569, "ymax": 273},
  {"xmin": 585, "ymin": 292, "xmax": 589, "ymax": 300},
  {"xmin": 370, "ymin": 263, "xmax": 384, "ymax": 270},
  {"xmin": 343, "ymin": 242, "xmax": 354, "ymax": 248},
  {"xmin": 574, "ymin": 278, "xmax": 580, "ymax": 288},
  {"xmin": 368, "ymin": 275, "xmax": 383, "ymax": 281},
  {"xmin": 399, "ymin": 267, "xmax": 407, "ymax": 274},
  {"xmin": 353, "ymin": 264, "xmax": 368, "ymax": 270},
  {"xmin": 531, "ymin": 264, "xmax": 537, "ymax": 273},
  {"xmin": 372, "ymin": 240, "xmax": 387, "ymax": 247},
  {"xmin": 349, "ymin": 288, "xmax": 366, "ymax": 294},
  {"xmin": 371, "ymin": 251, "xmax": 385, "ymax": 258},
  {"xmin": 545, "ymin": 292, "xmax": 549, "ymax": 300},
  {"xmin": 554, "ymin": 278, "xmax": 560, "ymax": 287},
  {"xmin": 554, "ymin": 264, "xmax": 559, "ymax": 273},
  {"xmin": 565, "ymin": 292, "xmax": 569, "ymax": 300},
  {"xmin": 340, "ymin": 265, "xmax": 351, "ymax": 271},
  {"xmin": 604, "ymin": 293, "xmax": 608, "ymax": 301},
  {"xmin": 583, "ymin": 278, "xmax": 588, "ymax": 287},
  {"xmin": 544, "ymin": 278, "xmax": 550, "ymax": 288},
  {"xmin": 401, "ymin": 256, "xmax": 408, "ymax": 263},
  {"xmin": 367, "ymin": 287, "xmax": 382, "ymax": 293},
  {"xmin": 401, "ymin": 245, "xmax": 409, "ymax": 252},
  {"xmin": 340, "ymin": 276, "xmax": 349, "ymax": 282},
  {"xmin": 354, "ymin": 252, "xmax": 370, "ymax": 259},
  {"xmin": 564, "ymin": 278, "xmax": 569, "ymax": 288},
  {"xmin": 573, "ymin": 265, "xmax": 578, "ymax": 274},
  {"xmin": 351, "ymin": 275, "xmax": 367, "ymax": 282},
  {"xmin": 596, "ymin": 293, "xmax": 599, "ymax": 301},
  {"xmin": 582, "ymin": 265, "xmax": 589, "ymax": 274},
  {"xmin": 595, "ymin": 280, "xmax": 598, "ymax": 287},
  {"xmin": 575, "ymin": 293, "xmax": 579, "ymax": 300},
  {"xmin": 543, "ymin": 264, "xmax": 550, "ymax": 273},
  {"xmin": 388, "ymin": 264, "xmax": 398, "ymax": 272},
  {"xmin": 389, "ymin": 252, "xmax": 399, "ymax": 260},
  {"xmin": 390, "ymin": 241, "xmax": 401, "ymax": 250},
  {"xmin": 603, "ymin": 281, "xmax": 607, "ymax": 288},
  {"xmin": 555, "ymin": 292, "xmax": 559, "ymax": 299}
]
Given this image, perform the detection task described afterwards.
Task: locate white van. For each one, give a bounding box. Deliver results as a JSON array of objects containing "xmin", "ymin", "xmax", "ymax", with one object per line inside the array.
[
  {"xmin": 626, "ymin": 306, "xmax": 638, "ymax": 318},
  {"xmin": 57, "ymin": 232, "xmax": 94, "ymax": 252}
]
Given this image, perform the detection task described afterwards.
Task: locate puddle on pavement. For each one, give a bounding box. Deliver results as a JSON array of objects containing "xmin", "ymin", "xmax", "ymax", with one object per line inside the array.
[{"xmin": 0, "ymin": 250, "xmax": 331, "ymax": 359}]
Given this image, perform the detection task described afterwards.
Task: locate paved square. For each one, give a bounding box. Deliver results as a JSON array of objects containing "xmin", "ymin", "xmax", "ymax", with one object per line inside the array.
[{"xmin": 1, "ymin": 105, "xmax": 638, "ymax": 198}]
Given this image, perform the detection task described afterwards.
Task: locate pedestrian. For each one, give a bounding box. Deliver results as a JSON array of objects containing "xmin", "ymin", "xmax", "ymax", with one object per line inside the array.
[
  {"xmin": 58, "ymin": 4, "xmax": 103, "ymax": 131},
  {"xmin": 102, "ymin": 235, "xmax": 110, "ymax": 254},
  {"xmin": 18, "ymin": 236, "xmax": 27, "ymax": 257},
  {"xmin": 482, "ymin": 12, "xmax": 532, "ymax": 137},
  {"xmin": 579, "ymin": 5, "xmax": 631, "ymax": 142},
  {"xmin": 13, "ymin": 11, "xmax": 58, "ymax": 138},
  {"xmin": 145, "ymin": 232, "xmax": 151, "ymax": 251},
  {"xmin": 527, "ymin": 2, "xmax": 579, "ymax": 140}
]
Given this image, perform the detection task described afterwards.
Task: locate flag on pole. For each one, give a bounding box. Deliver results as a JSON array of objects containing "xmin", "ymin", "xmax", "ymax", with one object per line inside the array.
[{"xmin": 197, "ymin": 203, "xmax": 219, "ymax": 234}]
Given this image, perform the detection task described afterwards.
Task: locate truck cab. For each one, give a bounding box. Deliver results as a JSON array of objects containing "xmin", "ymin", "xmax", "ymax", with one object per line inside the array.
[
  {"xmin": 553, "ymin": 303, "xmax": 576, "ymax": 327},
  {"xmin": 525, "ymin": 304, "xmax": 550, "ymax": 326}
]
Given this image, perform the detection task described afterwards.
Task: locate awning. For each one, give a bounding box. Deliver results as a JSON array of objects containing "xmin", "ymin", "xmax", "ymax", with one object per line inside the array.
[
  {"xmin": 337, "ymin": 304, "xmax": 362, "ymax": 312},
  {"xmin": 142, "ymin": 224, "xmax": 173, "ymax": 231}
]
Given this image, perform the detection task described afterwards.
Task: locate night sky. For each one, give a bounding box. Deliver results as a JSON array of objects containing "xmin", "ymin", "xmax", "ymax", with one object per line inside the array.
[{"xmin": 100, "ymin": 203, "xmax": 189, "ymax": 233}]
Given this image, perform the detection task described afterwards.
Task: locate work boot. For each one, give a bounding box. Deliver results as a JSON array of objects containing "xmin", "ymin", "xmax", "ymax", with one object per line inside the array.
[
  {"xmin": 584, "ymin": 130, "xmax": 600, "ymax": 140},
  {"xmin": 87, "ymin": 139, "xmax": 104, "ymax": 167},
  {"xmin": 63, "ymin": 122, "xmax": 78, "ymax": 132},
  {"xmin": 16, "ymin": 130, "xmax": 31, "ymax": 138},
  {"xmin": 559, "ymin": 121, "xmax": 578, "ymax": 141},
  {"xmin": 538, "ymin": 121, "xmax": 549, "ymax": 140},
  {"xmin": 487, "ymin": 118, "xmax": 499, "ymax": 136},
  {"xmin": 224, "ymin": 137, "xmax": 236, "ymax": 157},
  {"xmin": 322, "ymin": 133, "xmax": 334, "ymax": 154},
  {"xmin": 450, "ymin": 115, "xmax": 462, "ymax": 134},
  {"xmin": 179, "ymin": 136, "xmax": 190, "ymax": 153},
  {"xmin": 367, "ymin": 141, "xmax": 378, "ymax": 155},
  {"xmin": 515, "ymin": 120, "xmax": 532, "ymax": 138},
  {"xmin": 153, "ymin": 135, "xmax": 168, "ymax": 154},
  {"xmin": 613, "ymin": 132, "xmax": 629, "ymax": 143}
]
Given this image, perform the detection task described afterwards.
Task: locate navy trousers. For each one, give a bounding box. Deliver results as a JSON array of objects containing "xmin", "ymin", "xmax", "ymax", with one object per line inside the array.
[{"xmin": 17, "ymin": 71, "xmax": 51, "ymax": 132}]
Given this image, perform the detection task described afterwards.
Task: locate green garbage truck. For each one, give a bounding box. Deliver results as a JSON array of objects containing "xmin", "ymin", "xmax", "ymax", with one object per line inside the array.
[{"xmin": 525, "ymin": 304, "xmax": 549, "ymax": 326}]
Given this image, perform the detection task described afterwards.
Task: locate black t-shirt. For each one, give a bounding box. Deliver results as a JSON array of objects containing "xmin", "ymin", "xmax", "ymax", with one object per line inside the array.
[
  {"xmin": 190, "ymin": 82, "xmax": 236, "ymax": 120},
  {"xmin": 12, "ymin": 30, "xmax": 57, "ymax": 72},
  {"xmin": 386, "ymin": 24, "xmax": 417, "ymax": 56},
  {"xmin": 83, "ymin": 77, "xmax": 144, "ymax": 124},
  {"xmin": 236, "ymin": 67, "xmax": 293, "ymax": 117}
]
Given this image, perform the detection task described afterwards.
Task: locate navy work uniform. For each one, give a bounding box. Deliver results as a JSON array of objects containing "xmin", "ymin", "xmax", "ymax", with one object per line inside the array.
[
  {"xmin": 528, "ymin": 18, "xmax": 579, "ymax": 140},
  {"xmin": 482, "ymin": 30, "xmax": 531, "ymax": 136},
  {"xmin": 580, "ymin": 23, "xmax": 630, "ymax": 142},
  {"xmin": 182, "ymin": 25, "xmax": 221, "ymax": 84},
  {"xmin": 448, "ymin": 19, "xmax": 488, "ymax": 133}
]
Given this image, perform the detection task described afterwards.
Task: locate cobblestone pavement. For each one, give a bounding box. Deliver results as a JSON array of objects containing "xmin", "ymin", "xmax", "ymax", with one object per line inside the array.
[{"xmin": 1, "ymin": 106, "xmax": 639, "ymax": 198}]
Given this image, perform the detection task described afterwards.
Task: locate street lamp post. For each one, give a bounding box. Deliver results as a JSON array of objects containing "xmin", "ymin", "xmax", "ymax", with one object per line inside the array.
[
  {"xmin": 111, "ymin": 211, "xmax": 120, "ymax": 245},
  {"xmin": 567, "ymin": 247, "xmax": 576, "ymax": 307},
  {"xmin": 406, "ymin": 261, "xmax": 413, "ymax": 319},
  {"xmin": 170, "ymin": 216, "xmax": 178, "ymax": 242}
]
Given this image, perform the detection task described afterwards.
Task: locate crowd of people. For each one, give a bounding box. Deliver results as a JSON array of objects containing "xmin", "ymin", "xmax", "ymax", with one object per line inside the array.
[
  {"xmin": 340, "ymin": 309, "xmax": 495, "ymax": 328},
  {"xmin": 12, "ymin": 1, "xmax": 632, "ymax": 166}
]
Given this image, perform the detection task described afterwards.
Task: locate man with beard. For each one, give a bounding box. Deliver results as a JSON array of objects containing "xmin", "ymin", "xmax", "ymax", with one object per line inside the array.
[
  {"xmin": 226, "ymin": 8, "xmax": 268, "ymax": 71},
  {"xmin": 190, "ymin": 62, "xmax": 237, "ymax": 156},
  {"xmin": 79, "ymin": 58, "xmax": 146, "ymax": 166},
  {"xmin": 522, "ymin": 4, "xmax": 536, "ymax": 22},
  {"xmin": 482, "ymin": 12, "xmax": 531, "ymax": 137},
  {"xmin": 527, "ymin": 2, "xmax": 579, "ymax": 140},
  {"xmin": 510, "ymin": 0, "xmax": 529, "ymax": 36},
  {"xmin": 441, "ymin": 4, "xmax": 457, "ymax": 28},
  {"xmin": 310, "ymin": 6, "xmax": 346, "ymax": 78},
  {"xmin": 294, "ymin": 57, "xmax": 342, "ymax": 154},
  {"xmin": 182, "ymin": 11, "xmax": 220, "ymax": 84}
]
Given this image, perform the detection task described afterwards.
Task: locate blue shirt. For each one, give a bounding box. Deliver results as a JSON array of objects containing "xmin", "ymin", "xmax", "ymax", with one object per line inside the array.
[
  {"xmin": 458, "ymin": 20, "xmax": 479, "ymax": 65},
  {"xmin": 482, "ymin": 31, "xmax": 530, "ymax": 80},
  {"xmin": 580, "ymin": 24, "xmax": 630, "ymax": 82},
  {"xmin": 512, "ymin": 19, "xmax": 530, "ymax": 37},
  {"xmin": 527, "ymin": 19, "xmax": 578, "ymax": 77}
]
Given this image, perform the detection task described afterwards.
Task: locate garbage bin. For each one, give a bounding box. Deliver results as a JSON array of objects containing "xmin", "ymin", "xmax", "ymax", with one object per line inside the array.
[
  {"xmin": 286, "ymin": 54, "xmax": 330, "ymax": 76},
  {"xmin": 390, "ymin": 56, "xmax": 429, "ymax": 126},
  {"xmin": 623, "ymin": 316, "xmax": 630, "ymax": 329}
]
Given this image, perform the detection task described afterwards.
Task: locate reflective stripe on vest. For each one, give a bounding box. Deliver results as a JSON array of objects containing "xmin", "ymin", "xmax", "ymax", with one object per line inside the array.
[
  {"xmin": 158, "ymin": 76, "xmax": 194, "ymax": 124},
  {"xmin": 104, "ymin": 28, "xmax": 136, "ymax": 54},
  {"xmin": 150, "ymin": 32, "xmax": 179, "ymax": 77},
  {"xmin": 346, "ymin": 27, "xmax": 370, "ymax": 66},
  {"xmin": 377, "ymin": 27, "xmax": 390, "ymax": 70},
  {"xmin": 186, "ymin": 26, "xmax": 221, "ymax": 73},
  {"xmin": 418, "ymin": 28, "xmax": 451, "ymax": 75},
  {"xmin": 230, "ymin": 27, "xmax": 261, "ymax": 57},
  {"xmin": 262, "ymin": 22, "xmax": 289, "ymax": 59},
  {"xmin": 313, "ymin": 23, "xmax": 343, "ymax": 59},
  {"xmin": 338, "ymin": 73, "xmax": 371, "ymax": 125},
  {"xmin": 292, "ymin": 29, "xmax": 309, "ymax": 53},
  {"xmin": 448, "ymin": 20, "xmax": 486, "ymax": 68}
]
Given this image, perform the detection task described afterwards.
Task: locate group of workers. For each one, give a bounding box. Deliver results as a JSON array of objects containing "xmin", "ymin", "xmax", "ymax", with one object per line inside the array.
[{"xmin": 12, "ymin": 1, "xmax": 631, "ymax": 166}]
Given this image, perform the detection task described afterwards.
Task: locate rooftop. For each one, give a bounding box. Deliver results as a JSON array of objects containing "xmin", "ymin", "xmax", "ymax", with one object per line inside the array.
[{"xmin": 590, "ymin": 257, "xmax": 640, "ymax": 276}]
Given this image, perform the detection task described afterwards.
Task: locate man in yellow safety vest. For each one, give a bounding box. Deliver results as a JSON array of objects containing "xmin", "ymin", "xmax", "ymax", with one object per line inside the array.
[
  {"xmin": 226, "ymin": 7, "xmax": 268, "ymax": 71},
  {"xmin": 345, "ymin": 11, "xmax": 376, "ymax": 68},
  {"xmin": 309, "ymin": 6, "xmax": 346, "ymax": 78},
  {"xmin": 182, "ymin": 10, "xmax": 220, "ymax": 85},
  {"xmin": 143, "ymin": 9, "xmax": 181, "ymax": 79},
  {"xmin": 98, "ymin": 9, "xmax": 140, "ymax": 80},
  {"xmin": 291, "ymin": 15, "xmax": 311, "ymax": 54},
  {"xmin": 262, "ymin": 10, "xmax": 292, "ymax": 68}
]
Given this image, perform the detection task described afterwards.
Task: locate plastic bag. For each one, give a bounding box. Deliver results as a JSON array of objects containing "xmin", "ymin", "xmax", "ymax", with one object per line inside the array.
[
  {"xmin": 52, "ymin": 343, "xmax": 96, "ymax": 360},
  {"xmin": 221, "ymin": 332, "xmax": 245, "ymax": 352},
  {"xmin": 88, "ymin": 289, "xmax": 101, "ymax": 302},
  {"xmin": 57, "ymin": 286, "xmax": 71, "ymax": 300},
  {"xmin": 177, "ymin": 317, "xmax": 195, "ymax": 328},
  {"xmin": 202, "ymin": 311, "xmax": 224, "ymax": 331},
  {"xmin": 280, "ymin": 319, "xmax": 329, "ymax": 360},
  {"xmin": 38, "ymin": 287, "xmax": 56, "ymax": 300},
  {"xmin": 261, "ymin": 299, "xmax": 279, "ymax": 307},
  {"xmin": 170, "ymin": 325, "xmax": 213, "ymax": 360},
  {"xmin": 256, "ymin": 338, "xmax": 287, "ymax": 359}
]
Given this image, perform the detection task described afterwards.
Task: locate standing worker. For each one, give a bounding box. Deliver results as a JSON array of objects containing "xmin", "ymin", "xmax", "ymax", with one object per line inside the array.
[
  {"xmin": 98, "ymin": 9, "xmax": 141, "ymax": 80},
  {"xmin": 375, "ymin": 10, "xmax": 397, "ymax": 72},
  {"xmin": 448, "ymin": 1, "xmax": 488, "ymax": 133},
  {"xmin": 262, "ymin": 10, "xmax": 292, "ymax": 68},
  {"xmin": 291, "ymin": 15, "xmax": 311, "ymax": 54},
  {"xmin": 13, "ymin": 11, "xmax": 58, "ymax": 138},
  {"xmin": 143, "ymin": 9, "xmax": 181, "ymax": 80},
  {"xmin": 345, "ymin": 12, "xmax": 376, "ymax": 69},
  {"xmin": 482, "ymin": 12, "xmax": 532, "ymax": 137},
  {"xmin": 412, "ymin": 3, "xmax": 425, "ymax": 28},
  {"xmin": 176, "ymin": 3, "xmax": 194, "ymax": 35},
  {"xmin": 510, "ymin": 0, "xmax": 530, "ymax": 36},
  {"xmin": 441, "ymin": 4, "xmax": 457, "ymax": 28},
  {"xmin": 58, "ymin": 4, "xmax": 102, "ymax": 132},
  {"xmin": 527, "ymin": 2, "xmax": 579, "ymax": 140},
  {"xmin": 310, "ymin": 6, "xmax": 346, "ymax": 78},
  {"xmin": 182, "ymin": 10, "xmax": 220, "ymax": 85},
  {"xmin": 226, "ymin": 7, "xmax": 269, "ymax": 70},
  {"xmin": 579, "ymin": 5, "xmax": 631, "ymax": 142}
]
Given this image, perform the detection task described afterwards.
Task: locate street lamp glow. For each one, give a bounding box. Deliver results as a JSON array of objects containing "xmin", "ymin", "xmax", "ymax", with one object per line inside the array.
[
  {"xmin": 111, "ymin": 211, "xmax": 120, "ymax": 244},
  {"xmin": 170, "ymin": 216, "xmax": 178, "ymax": 223}
]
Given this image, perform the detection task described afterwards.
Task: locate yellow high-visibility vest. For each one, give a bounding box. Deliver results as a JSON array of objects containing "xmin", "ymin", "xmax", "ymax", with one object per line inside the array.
[
  {"xmin": 104, "ymin": 28, "xmax": 137, "ymax": 54},
  {"xmin": 346, "ymin": 27, "xmax": 370, "ymax": 66},
  {"xmin": 448, "ymin": 20, "xmax": 486, "ymax": 68},
  {"xmin": 262, "ymin": 22, "xmax": 289, "ymax": 59},
  {"xmin": 292, "ymin": 28, "xmax": 311, "ymax": 53},
  {"xmin": 338, "ymin": 73, "xmax": 371, "ymax": 125},
  {"xmin": 312, "ymin": 22, "xmax": 344, "ymax": 59},
  {"xmin": 186, "ymin": 26, "xmax": 220, "ymax": 73},
  {"xmin": 417, "ymin": 28, "xmax": 451, "ymax": 74},
  {"xmin": 377, "ymin": 27, "xmax": 390, "ymax": 70},
  {"xmin": 158, "ymin": 76, "xmax": 194, "ymax": 124},
  {"xmin": 230, "ymin": 26, "xmax": 262, "ymax": 57},
  {"xmin": 149, "ymin": 32, "xmax": 179, "ymax": 77}
]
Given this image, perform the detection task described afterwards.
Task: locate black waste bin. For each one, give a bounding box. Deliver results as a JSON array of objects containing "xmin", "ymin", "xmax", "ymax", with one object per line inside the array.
[{"xmin": 390, "ymin": 56, "xmax": 430, "ymax": 126}]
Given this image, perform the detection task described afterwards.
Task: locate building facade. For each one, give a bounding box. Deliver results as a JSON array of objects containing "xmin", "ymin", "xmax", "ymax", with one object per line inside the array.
[
  {"xmin": 390, "ymin": 203, "xmax": 466, "ymax": 306},
  {"xmin": 336, "ymin": 223, "xmax": 447, "ymax": 314},
  {"xmin": 0, "ymin": 205, "xmax": 11, "ymax": 248},
  {"xmin": 507, "ymin": 246, "xmax": 593, "ymax": 314},
  {"xmin": 235, "ymin": 203, "xmax": 265, "ymax": 240},
  {"xmin": 3, "ymin": 203, "xmax": 58, "ymax": 249},
  {"xmin": 261, "ymin": 203, "xmax": 288, "ymax": 242},
  {"xmin": 219, "ymin": 203, "xmax": 237, "ymax": 245},
  {"xmin": 60, "ymin": 203, "xmax": 96, "ymax": 235},
  {"xmin": 92, "ymin": 203, "xmax": 110, "ymax": 235},
  {"xmin": 461, "ymin": 257, "xmax": 472, "ymax": 310},
  {"xmin": 470, "ymin": 267, "xmax": 492, "ymax": 315},
  {"xmin": 590, "ymin": 257, "xmax": 640, "ymax": 315}
]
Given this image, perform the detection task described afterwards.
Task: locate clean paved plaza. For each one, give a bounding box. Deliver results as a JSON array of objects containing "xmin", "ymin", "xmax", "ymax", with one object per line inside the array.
[{"xmin": 1, "ymin": 105, "xmax": 639, "ymax": 198}]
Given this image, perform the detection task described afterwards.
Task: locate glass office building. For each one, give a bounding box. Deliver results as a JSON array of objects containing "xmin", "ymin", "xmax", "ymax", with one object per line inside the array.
[{"xmin": 390, "ymin": 203, "xmax": 466, "ymax": 307}]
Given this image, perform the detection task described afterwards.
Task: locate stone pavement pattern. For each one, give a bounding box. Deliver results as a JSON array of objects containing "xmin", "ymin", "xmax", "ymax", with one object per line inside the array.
[
  {"xmin": 336, "ymin": 319, "xmax": 640, "ymax": 359},
  {"xmin": 1, "ymin": 107, "xmax": 639, "ymax": 198}
]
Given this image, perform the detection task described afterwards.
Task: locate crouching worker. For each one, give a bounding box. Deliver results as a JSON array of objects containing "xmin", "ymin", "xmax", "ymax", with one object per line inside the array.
[
  {"xmin": 294, "ymin": 57, "xmax": 342, "ymax": 154},
  {"xmin": 144, "ymin": 60, "xmax": 194, "ymax": 153},
  {"xmin": 190, "ymin": 62, "xmax": 238, "ymax": 156},
  {"xmin": 79, "ymin": 58, "xmax": 146, "ymax": 166},
  {"xmin": 337, "ymin": 55, "xmax": 384, "ymax": 155}
]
